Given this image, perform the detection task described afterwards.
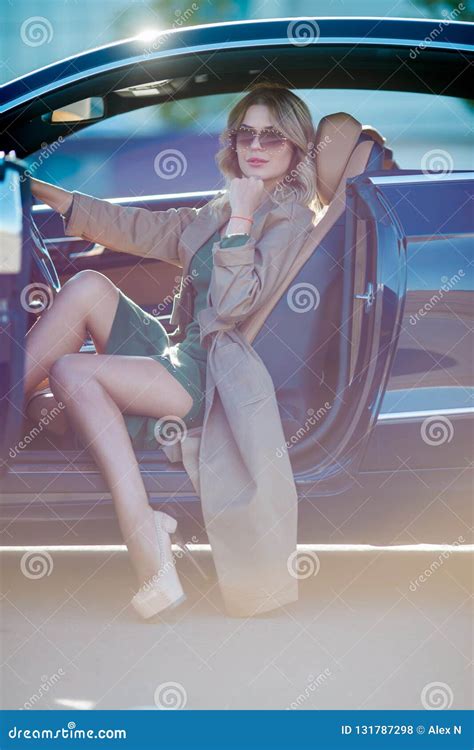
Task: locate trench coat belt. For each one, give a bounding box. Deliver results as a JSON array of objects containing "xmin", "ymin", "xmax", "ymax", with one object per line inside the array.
[
  {"xmin": 169, "ymin": 292, "xmax": 180, "ymax": 327},
  {"xmin": 197, "ymin": 306, "xmax": 236, "ymax": 349}
]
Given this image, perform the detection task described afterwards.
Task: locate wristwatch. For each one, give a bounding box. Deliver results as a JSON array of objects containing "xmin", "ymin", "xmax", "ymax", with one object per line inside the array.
[{"xmin": 220, "ymin": 232, "xmax": 250, "ymax": 241}]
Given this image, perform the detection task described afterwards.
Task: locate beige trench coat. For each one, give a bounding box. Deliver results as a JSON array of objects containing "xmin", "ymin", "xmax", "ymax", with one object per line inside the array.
[{"xmin": 64, "ymin": 188, "xmax": 316, "ymax": 616}]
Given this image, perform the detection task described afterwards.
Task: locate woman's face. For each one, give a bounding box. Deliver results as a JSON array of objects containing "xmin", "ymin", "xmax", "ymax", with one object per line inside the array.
[{"xmin": 234, "ymin": 104, "xmax": 294, "ymax": 193}]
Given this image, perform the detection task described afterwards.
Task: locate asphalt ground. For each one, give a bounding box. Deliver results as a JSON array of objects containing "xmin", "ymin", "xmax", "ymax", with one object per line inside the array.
[{"xmin": 0, "ymin": 544, "xmax": 471, "ymax": 711}]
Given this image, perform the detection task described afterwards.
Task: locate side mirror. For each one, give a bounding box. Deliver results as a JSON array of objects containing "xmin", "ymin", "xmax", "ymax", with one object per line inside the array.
[{"xmin": 42, "ymin": 96, "xmax": 105, "ymax": 124}]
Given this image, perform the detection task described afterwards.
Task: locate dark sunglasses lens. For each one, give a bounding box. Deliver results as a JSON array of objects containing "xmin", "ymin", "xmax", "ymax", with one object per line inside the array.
[
  {"xmin": 234, "ymin": 128, "xmax": 285, "ymax": 150},
  {"xmin": 234, "ymin": 130, "xmax": 254, "ymax": 148},
  {"xmin": 260, "ymin": 131, "xmax": 285, "ymax": 149}
]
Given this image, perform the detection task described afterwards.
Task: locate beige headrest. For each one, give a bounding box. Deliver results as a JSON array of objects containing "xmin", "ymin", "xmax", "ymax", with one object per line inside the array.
[
  {"xmin": 314, "ymin": 112, "xmax": 362, "ymax": 206},
  {"xmin": 361, "ymin": 125, "xmax": 386, "ymax": 146}
]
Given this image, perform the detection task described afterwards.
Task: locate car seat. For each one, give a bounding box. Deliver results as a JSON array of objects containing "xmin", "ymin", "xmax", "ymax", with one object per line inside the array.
[{"xmin": 245, "ymin": 112, "xmax": 393, "ymax": 472}]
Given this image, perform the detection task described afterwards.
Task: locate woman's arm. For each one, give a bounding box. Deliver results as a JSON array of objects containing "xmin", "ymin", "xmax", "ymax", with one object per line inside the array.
[
  {"xmin": 208, "ymin": 202, "xmax": 315, "ymax": 323},
  {"xmin": 31, "ymin": 178, "xmax": 73, "ymax": 215},
  {"xmin": 30, "ymin": 178, "xmax": 198, "ymax": 268}
]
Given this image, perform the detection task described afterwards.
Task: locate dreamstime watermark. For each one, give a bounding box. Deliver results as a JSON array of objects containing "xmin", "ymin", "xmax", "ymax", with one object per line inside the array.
[
  {"xmin": 287, "ymin": 19, "xmax": 321, "ymax": 46},
  {"xmin": 142, "ymin": 4, "xmax": 200, "ymax": 56},
  {"xmin": 146, "ymin": 269, "xmax": 198, "ymax": 321},
  {"xmin": 21, "ymin": 669, "xmax": 66, "ymax": 709},
  {"xmin": 20, "ymin": 550, "xmax": 54, "ymax": 580},
  {"xmin": 420, "ymin": 415, "xmax": 454, "ymax": 446},
  {"xmin": 287, "ymin": 549, "xmax": 321, "ymax": 579},
  {"xmin": 274, "ymin": 135, "xmax": 332, "ymax": 195},
  {"xmin": 20, "ymin": 282, "xmax": 54, "ymax": 313},
  {"xmin": 8, "ymin": 723, "xmax": 127, "ymax": 740},
  {"xmin": 9, "ymin": 402, "xmax": 66, "ymax": 459},
  {"xmin": 154, "ymin": 415, "xmax": 187, "ymax": 446},
  {"xmin": 138, "ymin": 534, "xmax": 200, "ymax": 594},
  {"xmin": 276, "ymin": 403, "xmax": 331, "ymax": 458},
  {"xmin": 408, "ymin": 535, "xmax": 465, "ymax": 592},
  {"xmin": 286, "ymin": 669, "xmax": 333, "ymax": 709},
  {"xmin": 9, "ymin": 139, "xmax": 65, "ymax": 189},
  {"xmin": 409, "ymin": 270, "xmax": 465, "ymax": 324},
  {"xmin": 154, "ymin": 681, "xmax": 187, "ymax": 709},
  {"xmin": 154, "ymin": 149, "xmax": 188, "ymax": 180},
  {"xmin": 421, "ymin": 148, "xmax": 454, "ymax": 176},
  {"xmin": 286, "ymin": 281, "xmax": 320, "ymax": 313},
  {"xmin": 409, "ymin": 4, "xmax": 465, "ymax": 59},
  {"xmin": 27, "ymin": 139, "xmax": 64, "ymax": 182},
  {"xmin": 421, "ymin": 681, "xmax": 454, "ymax": 709},
  {"xmin": 20, "ymin": 16, "xmax": 53, "ymax": 47}
]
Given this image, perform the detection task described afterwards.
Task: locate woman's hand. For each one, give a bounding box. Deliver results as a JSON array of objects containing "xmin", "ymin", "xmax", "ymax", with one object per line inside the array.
[
  {"xmin": 30, "ymin": 178, "xmax": 73, "ymax": 216},
  {"xmin": 229, "ymin": 176, "xmax": 265, "ymax": 217},
  {"xmin": 223, "ymin": 176, "xmax": 265, "ymax": 236}
]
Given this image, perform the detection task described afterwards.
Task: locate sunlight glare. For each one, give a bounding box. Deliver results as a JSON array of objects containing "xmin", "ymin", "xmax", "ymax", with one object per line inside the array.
[{"xmin": 136, "ymin": 29, "xmax": 162, "ymax": 42}]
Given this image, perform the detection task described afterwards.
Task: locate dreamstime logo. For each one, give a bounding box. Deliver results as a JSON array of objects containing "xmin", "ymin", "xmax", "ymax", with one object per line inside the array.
[
  {"xmin": 17, "ymin": 138, "xmax": 64, "ymax": 186},
  {"xmin": 154, "ymin": 681, "xmax": 187, "ymax": 709},
  {"xmin": 140, "ymin": 534, "xmax": 200, "ymax": 592},
  {"xmin": 287, "ymin": 19, "xmax": 321, "ymax": 46},
  {"xmin": 142, "ymin": 4, "xmax": 200, "ymax": 56},
  {"xmin": 20, "ymin": 550, "xmax": 54, "ymax": 579},
  {"xmin": 274, "ymin": 136, "xmax": 331, "ymax": 195},
  {"xmin": 154, "ymin": 149, "xmax": 187, "ymax": 180},
  {"xmin": 408, "ymin": 536, "xmax": 465, "ymax": 592},
  {"xmin": 286, "ymin": 669, "xmax": 333, "ymax": 709},
  {"xmin": 9, "ymin": 402, "xmax": 66, "ymax": 458},
  {"xmin": 420, "ymin": 415, "xmax": 454, "ymax": 446},
  {"xmin": 154, "ymin": 416, "xmax": 187, "ymax": 446},
  {"xmin": 409, "ymin": 4, "xmax": 465, "ymax": 59},
  {"xmin": 276, "ymin": 403, "xmax": 331, "ymax": 457},
  {"xmin": 21, "ymin": 668, "xmax": 66, "ymax": 709},
  {"xmin": 20, "ymin": 16, "xmax": 53, "ymax": 47},
  {"xmin": 287, "ymin": 549, "xmax": 320, "ymax": 579},
  {"xmin": 421, "ymin": 149, "xmax": 454, "ymax": 177},
  {"xmin": 409, "ymin": 269, "xmax": 465, "ymax": 325},
  {"xmin": 150, "ymin": 270, "xmax": 198, "ymax": 318},
  {"xmin": 421, "ymin": 681, "xmax": 454, "ymax": 709},
  {"xmin": 20, "ymin": 283, "xmax": 54, "ymax": 313},
  {"xmin": 287, "ymin": 282, "xmax": 320, "ymax": 313}
]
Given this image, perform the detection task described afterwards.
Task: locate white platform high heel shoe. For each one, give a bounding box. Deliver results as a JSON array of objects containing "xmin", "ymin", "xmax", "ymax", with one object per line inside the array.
[{"xmin": 131, "ymin": 510, "xmax": 187, "ymax": 619}]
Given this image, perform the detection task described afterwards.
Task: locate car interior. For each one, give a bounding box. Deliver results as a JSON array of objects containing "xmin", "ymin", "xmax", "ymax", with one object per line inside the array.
[{"xmin": 21, "ymin": 108, "xmax": 398, "ymax": 472}]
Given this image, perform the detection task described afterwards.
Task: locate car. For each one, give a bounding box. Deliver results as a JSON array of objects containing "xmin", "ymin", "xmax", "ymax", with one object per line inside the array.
[{"xmin": 0, "ymin": 17, "xmax": 472, "ymax": 547}]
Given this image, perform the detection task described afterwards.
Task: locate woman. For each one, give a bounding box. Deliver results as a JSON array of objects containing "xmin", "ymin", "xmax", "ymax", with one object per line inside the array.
[{"xmin": 26, "ymin": 82, "xmax": 320, "ymax": 619}]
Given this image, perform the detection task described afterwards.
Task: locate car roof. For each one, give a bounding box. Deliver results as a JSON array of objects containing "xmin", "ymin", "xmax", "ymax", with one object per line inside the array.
[
  {"xmin": 1, "ymin": 17, "xmax": 472, "ymax": 109},
  {"xmin": 0, "ymin": 16, "xmax": 472, "ymax": 156}
]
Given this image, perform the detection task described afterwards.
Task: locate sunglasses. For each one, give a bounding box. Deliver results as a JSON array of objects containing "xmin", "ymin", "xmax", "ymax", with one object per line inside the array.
[{"xmin": 227, "ymin": 125, "xmax": 289, "ymax": 153}]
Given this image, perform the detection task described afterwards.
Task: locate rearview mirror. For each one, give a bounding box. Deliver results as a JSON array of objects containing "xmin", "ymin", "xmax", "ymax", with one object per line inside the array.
[{"xmin": 42, "ymin": 96, "xmax": 105, "ymax": 124}]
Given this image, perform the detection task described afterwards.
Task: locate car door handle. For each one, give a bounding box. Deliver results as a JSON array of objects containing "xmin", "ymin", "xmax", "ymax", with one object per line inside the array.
[
  {"xmin": 355, "ymin": 281, "xmax": 375, "ymax": 311},
  {"xmin": 43, "ymin": 237, "xmax": 104, "ymax": 260},
  {"xmin": 68, "ymin": 243, "xmax": 106, "ymax": 260}
]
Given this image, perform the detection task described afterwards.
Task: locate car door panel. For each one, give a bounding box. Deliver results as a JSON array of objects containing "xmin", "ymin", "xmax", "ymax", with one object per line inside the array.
[{"xmin": 358, "ymin": 172, "xmax": 474, "ymax": 472}]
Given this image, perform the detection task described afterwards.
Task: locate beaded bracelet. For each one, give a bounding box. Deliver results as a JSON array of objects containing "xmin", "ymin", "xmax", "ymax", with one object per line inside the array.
[{"xmin": 230, "ymin": 215, "xmax": 254, "ymax": 224}]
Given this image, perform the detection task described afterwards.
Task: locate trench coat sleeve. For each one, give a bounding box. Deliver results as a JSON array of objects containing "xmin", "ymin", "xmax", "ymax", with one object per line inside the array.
[
  {"xmin": 61, "ymin": 190, "xmax": 200, "ymax": 268},
  {"xmin": 209, "ymin": 201, "xmax": 314, "ymax": 323}
]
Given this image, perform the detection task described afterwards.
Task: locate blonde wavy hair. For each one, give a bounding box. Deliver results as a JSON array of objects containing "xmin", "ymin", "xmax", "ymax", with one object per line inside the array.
[{"xmin": 213, "ymin": 82, "xmax": 321, "ymax": 218}]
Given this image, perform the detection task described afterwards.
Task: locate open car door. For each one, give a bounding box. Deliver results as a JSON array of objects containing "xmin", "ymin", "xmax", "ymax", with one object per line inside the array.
[
  {"xmin": 0, "ymin": 152, "xmax": 32, "ymax": 473},
  {"xmin": 274, "ymin": 168, "xmax": 472, "ymax": 503}
]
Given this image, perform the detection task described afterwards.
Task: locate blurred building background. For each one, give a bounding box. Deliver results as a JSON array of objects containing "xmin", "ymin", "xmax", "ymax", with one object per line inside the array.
[{"xmin": 2, "ymin": 0, "xmax": 472, "ymax": 196}]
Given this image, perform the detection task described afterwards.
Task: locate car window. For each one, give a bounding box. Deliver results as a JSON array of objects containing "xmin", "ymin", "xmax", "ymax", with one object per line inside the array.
[{"xmin": 27, "ymin": 89, "xmax": 473, "ymax": 198}]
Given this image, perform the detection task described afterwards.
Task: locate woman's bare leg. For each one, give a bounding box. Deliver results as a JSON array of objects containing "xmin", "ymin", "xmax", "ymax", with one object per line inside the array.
[
  {"xmin": 48, "ymin": 352, "xmax": 194, "ymax": 588},
  {"xmin": 24, "ymin": 269, "xmax": 120, "ymax": 398}
]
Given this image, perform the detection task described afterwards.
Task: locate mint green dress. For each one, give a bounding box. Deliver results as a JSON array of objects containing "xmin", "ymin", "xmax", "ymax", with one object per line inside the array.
[{"xmin": 103, "ymin": 230, "xmax": 250, "ymax": 450}]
